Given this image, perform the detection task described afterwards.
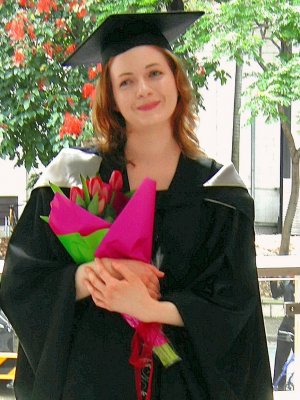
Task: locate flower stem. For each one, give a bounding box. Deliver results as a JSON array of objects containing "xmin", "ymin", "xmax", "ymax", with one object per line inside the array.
[{"xmin": 153, "ymin": 343, "xmax": 181, "ymax": 368}]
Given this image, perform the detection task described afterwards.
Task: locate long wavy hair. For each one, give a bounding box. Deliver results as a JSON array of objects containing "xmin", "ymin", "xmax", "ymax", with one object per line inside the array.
[{"xmin": 92, "ymin": 46, "xmax": 204, "ymax": 161}]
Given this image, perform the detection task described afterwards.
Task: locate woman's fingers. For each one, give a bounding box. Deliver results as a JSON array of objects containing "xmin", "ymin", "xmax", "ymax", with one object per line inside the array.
[
  {"xmin": 110, "ymin": 261, "xmax": 138, "ymax": 282},
  {"xmin": 95, "ymin": 257, "xmax": 123, "ymax": 280},
  {"xmin": 147, "ymin": 264, "xmax": 165, "ymax": 278},
  {"xmin": 90, "ymin": 258, "xmax": 164, "ymax": 301},
  {"xmin": 85, "ymin": 267, "xmax": 105, "ymax": 290}
]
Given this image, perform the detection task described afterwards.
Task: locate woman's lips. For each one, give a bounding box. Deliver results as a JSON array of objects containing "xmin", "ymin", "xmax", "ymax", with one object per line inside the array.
[{"xmin": 137, "ymin": 101, "xmax": 160, "ymax": 111}]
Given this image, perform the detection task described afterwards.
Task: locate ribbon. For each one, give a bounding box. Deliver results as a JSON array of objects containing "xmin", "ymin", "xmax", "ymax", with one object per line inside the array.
[{"xmin": 129, "ymin": 326, "xmax": 156, "ymax": 400}]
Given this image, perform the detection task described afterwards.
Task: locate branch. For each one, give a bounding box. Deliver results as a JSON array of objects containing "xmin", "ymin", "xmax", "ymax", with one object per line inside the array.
[
  {"xmin": 278, "ymin": 104, "xmax": 297, "ymax": 159},
  {"xmin": 269, "ymin": 38, "xmax": 281, "ymax": 52},
  {"xmin": 254, "ymin": 20, "xmax": 270, "ymax": 40},
  {"xmin": 256, "ymin": 54, "xmax": 266, "ymax": 71}
]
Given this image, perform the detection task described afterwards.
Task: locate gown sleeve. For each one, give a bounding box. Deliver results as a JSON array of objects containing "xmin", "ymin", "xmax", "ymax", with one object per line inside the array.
[
  {"xmin": 0, "ymin": 186, "xmax": 79, "ymax": 399},
  {"xmin": 160, "ymin": 190, "xmax": 273, "ymax": 400}
]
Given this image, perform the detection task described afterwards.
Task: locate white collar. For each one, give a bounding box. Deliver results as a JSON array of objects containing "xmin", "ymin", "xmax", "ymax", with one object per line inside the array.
[
  {"xmin": 34, "ymin": 148, "xmax": 102, "ymax": 188},
  {"xmin": 204, "ymin": 163, "xmax": 246, "ymax": 188}
]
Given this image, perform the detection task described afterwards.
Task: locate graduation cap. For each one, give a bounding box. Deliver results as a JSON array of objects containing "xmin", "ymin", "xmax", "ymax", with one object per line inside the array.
[{"xmin": 63, "ymin": 11, "xmax": 204, "ymax": 67}]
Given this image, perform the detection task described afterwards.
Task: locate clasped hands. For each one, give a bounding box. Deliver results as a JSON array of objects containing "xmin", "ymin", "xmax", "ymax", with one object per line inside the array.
[{"xmin": 75, "ymin": 258, "xmax": 165, "ymax": 322}]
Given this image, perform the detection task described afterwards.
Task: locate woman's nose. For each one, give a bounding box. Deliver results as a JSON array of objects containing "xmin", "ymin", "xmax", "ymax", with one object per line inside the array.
[{"xmin": 136, "ymin": 79, "xmax": 152, "ymax": 97}]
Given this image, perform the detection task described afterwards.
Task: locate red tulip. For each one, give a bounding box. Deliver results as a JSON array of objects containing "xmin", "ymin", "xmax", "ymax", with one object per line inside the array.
[
  {"xmin": 98, "ymin": 197, "xmax": 106, "ymax": 215},
  {"xmin": 87, "ymin": 176, "xmax": 104, "ymax": 197},
  {"xmin": 70, "ymin": 187, "xmax": 84, "ymax": 203},
  {"xmin": 109, "ymin": 170, "xmax": 123, "ymax": 191},
  {"xmin": 101, "ymin": 184, "xmax": 112, "ymax": 203}
]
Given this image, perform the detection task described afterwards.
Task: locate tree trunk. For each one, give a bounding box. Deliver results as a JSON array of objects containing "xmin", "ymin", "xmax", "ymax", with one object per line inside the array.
[
  {"xmin": 279, "ymin": 105, "xmax": 300, "ymax": 255},
  {"xmin": 231, "ymin": 62, "xmax": 243, "ymax": 171}
]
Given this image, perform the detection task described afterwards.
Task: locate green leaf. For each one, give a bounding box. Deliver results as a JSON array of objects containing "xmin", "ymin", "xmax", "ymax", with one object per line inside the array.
[
  {"xmin": 87, "ymin": 193, "xmax": 99, "ymax": 215},
  {"xmin": 80, "ymin": 174, "xmax": 90, "ymax": 205},
  {"xmin": 49, "ymin": 182, "xmax": 65, "ymax": 195},
  {"xmin": 24, "ymin": 100, "xmax": 30, "ymax": 110},
  {"xmin": 40, "ymin": 216, "xmax": 49, "ymax": 223},
  {"xmin": 75, "ymin": 194, "xmax": 86, "ymax": 208}
]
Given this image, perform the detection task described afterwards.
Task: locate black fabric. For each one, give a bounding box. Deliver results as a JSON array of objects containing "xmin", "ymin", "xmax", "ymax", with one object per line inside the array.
[
  {"xmin": 0, "ymin": 152, "xmax": 273, "ymax": 400},
  {"xmin": 62, "ymin": 11, "xmax": 204, "ymax": 66}
]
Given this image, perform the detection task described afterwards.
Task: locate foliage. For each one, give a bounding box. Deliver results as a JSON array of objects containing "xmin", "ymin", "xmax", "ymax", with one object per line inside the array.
[
  {"xmin": 0, "ymin": 0, "xmax": 95, "ymax": 169},
  {"xmin": 185, "ymin": 0, "xmax": 300, "ymax": 254},
  {"xmin": 0, "ymin": 0, "xmax": 174, "ymax": 170},
  {"xmin": 1, "ymin": 0, "xmax": 299, "ymax": 170},
  {"xmin": 186, "ymin": 0, "xmax": 300, "ymax": 123}
]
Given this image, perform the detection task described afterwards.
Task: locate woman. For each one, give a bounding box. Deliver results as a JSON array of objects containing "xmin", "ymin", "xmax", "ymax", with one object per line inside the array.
[{"xmin": 0, "ymin": 11, "xmax": 273, "ymax": 400}]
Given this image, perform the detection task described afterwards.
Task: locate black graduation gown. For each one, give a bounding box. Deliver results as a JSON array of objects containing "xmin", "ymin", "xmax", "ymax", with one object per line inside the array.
[{"xmin": 0, "ymin": 153, "xmax": 273, "ymax": 400}]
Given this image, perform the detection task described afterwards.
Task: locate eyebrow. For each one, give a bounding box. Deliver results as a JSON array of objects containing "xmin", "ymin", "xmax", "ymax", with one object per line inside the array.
[{"xmin": 118, "ymin": 63, "xmax": 161, "ymax": 78}]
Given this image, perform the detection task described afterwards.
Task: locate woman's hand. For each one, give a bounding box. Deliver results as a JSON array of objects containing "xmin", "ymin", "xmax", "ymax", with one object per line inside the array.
[
  {"xmin": 84, "ymin": 259, "xmax": 156, "ymax": 320},
  {"xmin": 84, "ymin": 259, "xmax": 184, "ymax": 326},
  {"xmin": 75, "ymin": 260, "xmax": 96, "ymax": 300},
  {"xmin": 75, "ymin": 258, "xmax": 164, "ymax": 301},
  {"xmin": 98, "ymin": 258, "xmax": 164, "ymax": 300}
]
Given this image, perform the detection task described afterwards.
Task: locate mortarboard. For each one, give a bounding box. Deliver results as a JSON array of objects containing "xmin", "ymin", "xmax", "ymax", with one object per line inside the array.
[{"xmin": 63, "ymin": 11, "xmax": 204, "ymax": 67}]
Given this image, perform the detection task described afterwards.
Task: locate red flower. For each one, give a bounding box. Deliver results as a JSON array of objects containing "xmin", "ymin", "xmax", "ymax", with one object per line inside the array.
[
  {"xmin": 77, "ymin": 7, "xmax": 87, "ymax": 19},
  {"xmin": 69, "ymin": 0, "xmax": 78, "ymax": 11},
  {"xmin": 109, "ymin": 171, "xmax": 123, "ymax": 192},
  {"xmin": 59, "ymin": 112, "xmax": 84, "ymax": 138},
  {"xmin": 197, "ymin": 66, "xmax": 206, "ymax": 76},
  {"xmin": 65, "ymin": 43, "xmax": 76, "ymax": 56},
  {"xmin": 36, "ymin": 0, "xmax": 52, "ymax": 14},
  {"xmin": 80, "ymin": 112, "xmax": 88, "ymax": 121},
  {"xmin": 97, "ymin": 197, "xmax": 106, "ymax": 215},
  {"xmin": 87, "ymin": 176, "xmax": 104, "ymax": 197},
  {"xmin": 18, "ymin": 0, "xmax": 27, "ymax": 6},
  {"xmin": 70, "ymin": 187, "xmax": 84, "ymax": 204},
  {"xmin": 27, "ymin": 24, "xmax": 36, "ymax": 40},
  {"xmin": 67, "ymin": 97, "xmax": 75, "ymax": 107},
  {"xmin": 54, "ymin": 44, "xmax": 63, "ymax": 55},
  {"xmin": 13, "ymin": 49, "xmax": 25, "ymax": 67},
  {"xmin": 82, "ymin": 83, "xmax": 95, "ymax": 99},
  {"xmin": 70, "ymin": 176, "xmax": 109, "ymax": 216},
  {"xmin": 7, "ymin": 18, "xmax": 25, "ymax": 41},
  {"xmin": 38, "ymin": 79, "xmax": 46, "ymax": 91},
  {"xmin": 101, "ymin": 184, "xmax": 111, "ymax": 203},
  {"xmin": 52, "ymin": 0, "xmax": 58, "ymax": 11},
  {"xmin": 43, "ymin": 42, "xmax": 54, "ymax": 59},
  {"xmin": 5, "ymin": 22, "xmax": 12, "ymax": 32},
  {"xmin": 55, "ymin": 18, "xmax": 66, "ymax": 29},
  {"xmin": 88, "ymin": 67, "xmax": 97, "ymax": 80}
]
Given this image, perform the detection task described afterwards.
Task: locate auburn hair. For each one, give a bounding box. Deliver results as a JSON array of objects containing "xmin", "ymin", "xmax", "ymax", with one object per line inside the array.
[{"xmin": 92, "ymin": 47, "xmax": 204, "ymax": 160}]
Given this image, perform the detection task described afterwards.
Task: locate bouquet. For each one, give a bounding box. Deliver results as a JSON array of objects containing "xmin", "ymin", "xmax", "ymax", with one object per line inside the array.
[{"xmin": 41, "ymin": 170, "xmax": 181, "ymax": 399}]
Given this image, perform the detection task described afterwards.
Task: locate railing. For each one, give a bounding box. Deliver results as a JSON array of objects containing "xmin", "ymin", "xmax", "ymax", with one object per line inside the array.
[{"xmin": 257, "ymin": 256, "xmax": 300, "ymax": 400}]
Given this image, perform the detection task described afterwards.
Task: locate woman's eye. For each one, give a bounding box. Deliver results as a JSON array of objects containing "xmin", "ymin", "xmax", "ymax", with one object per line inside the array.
[
  {"xmin": 149, "ymin": 70, "xmax": 162, "ymax": 78},
  {"xmin": 119, "ymin": 79, "xmax": 131, "ymax": 88}
]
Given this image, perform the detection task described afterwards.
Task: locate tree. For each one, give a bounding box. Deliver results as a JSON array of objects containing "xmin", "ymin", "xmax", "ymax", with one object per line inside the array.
[
  {"xmin": 0, "ymin": 0, "xmax": 170, "ymax": 170},
  {"xmin": 1, "ymin": 0, "xmax": 299, "ymax": 254},
  {"xmin": 185, "ymin": 0, "xmax": 300, "ymax": 254},
  {"xmin": 231, "ymin": 62, "xmax": 243, "ymax": 171}
]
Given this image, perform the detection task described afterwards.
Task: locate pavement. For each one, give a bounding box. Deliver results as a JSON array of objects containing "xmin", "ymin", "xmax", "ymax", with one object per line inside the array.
[{"xmin": 265, "ymin": 316, "xmax": 282, "ymax": 342}]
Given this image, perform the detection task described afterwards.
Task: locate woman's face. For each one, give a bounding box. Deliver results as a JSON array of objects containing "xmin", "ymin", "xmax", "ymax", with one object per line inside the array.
[{"xmin": 109, "ymin": 45, "xmax": 178, "ymax": 131}]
